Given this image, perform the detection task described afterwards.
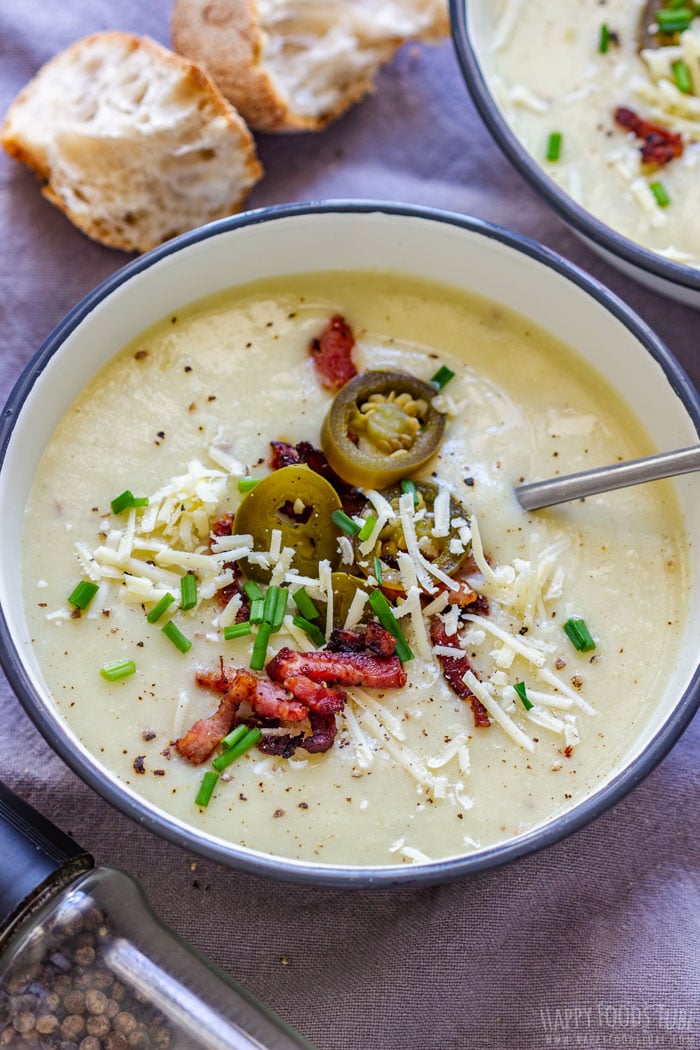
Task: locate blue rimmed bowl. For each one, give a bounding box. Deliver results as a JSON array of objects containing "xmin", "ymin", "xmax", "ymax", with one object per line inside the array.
[
  {"xmin": 0, "ymin": 201, "xmax": 698, "ymax": 886},
  {"xmin": 450, "ymin": 0, "xmax": 700, "ymax": 308}
]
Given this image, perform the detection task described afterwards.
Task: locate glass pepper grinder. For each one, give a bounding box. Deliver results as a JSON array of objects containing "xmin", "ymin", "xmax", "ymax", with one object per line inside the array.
[{"xmin": 0, "ymin": 782, "xmax": 315, "ymax": 1050}]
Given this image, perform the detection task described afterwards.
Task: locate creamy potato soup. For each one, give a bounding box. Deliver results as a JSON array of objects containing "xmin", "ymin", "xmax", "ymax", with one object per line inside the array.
[
  {"xmin": 22, "ymin": 272, "xmax": 686, "ymax": 867},
  {"xmin": 481, "ymin": 0, "xmax": 700, "ymax": 267}
]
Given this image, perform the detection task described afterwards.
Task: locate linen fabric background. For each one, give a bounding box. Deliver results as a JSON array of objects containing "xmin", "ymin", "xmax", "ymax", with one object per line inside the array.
[{"xmin": 1, "ymin": 3, "xmax": 698, "ymax": 1049}]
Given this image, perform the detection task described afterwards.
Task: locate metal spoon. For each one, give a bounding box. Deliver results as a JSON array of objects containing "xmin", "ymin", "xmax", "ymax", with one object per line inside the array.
[{"xmin": 515, "ymin": 444, "xmax": 700, "ymax": 511}]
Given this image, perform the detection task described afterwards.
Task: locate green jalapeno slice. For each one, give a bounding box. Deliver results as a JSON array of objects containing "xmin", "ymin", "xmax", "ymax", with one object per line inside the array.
[
  {"xmin": 355, "ymin": 480, "xmax": 470, "ymax": 596},
  {"xmin": 233, "ymin": 465, "xmax": 342, "ymax": 581},
  {"xmin": 320, "ymin": 371, "xmax": 446, "ymax": 489}
]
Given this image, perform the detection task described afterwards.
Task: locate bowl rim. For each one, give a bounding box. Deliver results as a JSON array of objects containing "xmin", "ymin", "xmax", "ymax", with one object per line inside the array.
[
  {"xmin": 449, "ymin": 0, "xmax": 700, "ymax": 294},
  {"xmin": 1, "ymin": 198, "xmax": 699, "ymax": 888}
]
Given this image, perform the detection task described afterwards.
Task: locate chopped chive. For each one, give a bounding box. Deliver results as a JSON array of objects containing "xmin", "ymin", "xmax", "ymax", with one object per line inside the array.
[
  {"xmin": 262, "ymin": 584, "xmax": 280, "ymax": 624},
  {"xmin": 546, "ymin": 131, "xmax": 563, "ymax": 162},
  {"xmin": 656, "ymin": 8, "xmax": 693, "ymax": 32},
  {"xmin": 110, "ymin": 489, "xmax": 149, "ymax": 514},
  {"xmin": 563, "ymin": 617, "xmax": 596, "ymax": 653},
  {"xmin": 271, "ymin": 587, "xmax": 288, "ymax": 631},
  {"xmin": 220, "ymin": 724, "xmax": 249, "ymax": 750},
  {"xmin": 180, "ymin": 572, "xmax": 197, "ymax": 611},
  {"xmin": 212, "ymin": 727, "xmax": 262, "ymax": 773},
  {"xmin": 146, "ymin": 592, "xmax": 176, "ymax": 623},
  {"xmin": 599, "ymin": 22, "xmax": 610, "ymax": 53},
  {"xmin": 161, "ymin": 621, "xmax": 192, "ymax": 653},
  {"xmin": 237, "ymin": 477, "xmax": 260, "ymax": 493},
  {"xmin": 368, "ymin": 589, "xmax": 413, "ymax": 663},
  {"xmin": 358, "ymin": 514, "xmax": 378, "ymax": 542},
  {"xmin": 223, "ymin": 620, "xmax": 252, "ymax": 640},
  {"xmin": 672, "ymin": 58, "xmax": 693, "ymax": 93},
  {"xmin": 100, "ymin": 659, "xmax": 136, "ymax": 682},
  {"xmin": 249, "ymin": 597, "xmax": 265, "ymax": 624},
  {"xmin": 250, "ymin": 621, "xmax": 272, "ymax": 670},
  {"xmin": 373, "ymin": 555, "xmax": 383, "ymax": 584},
  {"xmin": 430, "ymin": 365, "xmax": 455, "ymax": 390},
  {"xmin": 292, "ymin": 615, "xmax": 327, "ymax": 648},
  {"xmin": 195, "ymin": 771, "xmax": 218, "ymax": 808},
  {"xmin": 68, "ymin": 580, "xmax": 99, "ymax": 610},
  {"xmin": 331, "ymin": 509, "xmax": 361, "ymax": 536},
  {"xmin": 401, "ymin": 478, "xmax": 419, "ymax": 508},
  {"xmin": 292, "ymin": 586, "xmax": 320, "ymax": 621},
  {"xmin": 243, "ymin": 579, "xmax": 263, "ymax": 602},
  {"xmin": 513, "ymin": 681, "xmax": 533, "ymax": 711},
  {"xmin": 650, "ymin": 180, "xmax": 671, "ymax": 208}
]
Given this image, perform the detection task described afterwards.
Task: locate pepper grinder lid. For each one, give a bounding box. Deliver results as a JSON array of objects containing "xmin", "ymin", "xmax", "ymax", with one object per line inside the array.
[{"xmin": 0, "ymin": 781, "xmax": 92, "ymax": 934}]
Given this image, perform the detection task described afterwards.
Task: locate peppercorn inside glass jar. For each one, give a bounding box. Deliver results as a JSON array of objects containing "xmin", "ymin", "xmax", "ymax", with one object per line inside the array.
[{"xmin": 0, "ymin": 866, "xmax": 312, "ymax": 1050}]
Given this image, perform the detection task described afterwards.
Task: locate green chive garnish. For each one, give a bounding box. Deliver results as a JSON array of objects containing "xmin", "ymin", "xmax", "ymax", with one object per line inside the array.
[
  {"xmin": 195, "ymin": 771, "xmax": 218, "ymax": 807},
  {"xmin": 271, "ymin": 587, "xmax": 288, "ymax": 631},
  {"xmin": 331, "ymin": 509, "xmax": 361, "ymax": 536},
  {"xmin": 672, "ymin": 58, "xmax": 693, "ymax": 93},
  {"xmin": 237, "ymin": 477, "xmax": 260, "ymax": 493},
  {"xmin": 292, "ymin": 616, "xmax": 326, "ymax": 648},
  {"xmin": 250, "ymin": 622, "xmax": 272, "ymax": 670},
  {"xmin": 373, "ymin": 556, "xmax": 383, "ymax": 584},
  {"xmin": 100, "ymin": 659, "xmax": 136, "ymax": 682},
  {"xmin": 220, "ymin": 724, "xmax": 248, "ymax": 750},
  {"xmin": 368, "ymin": 590, "xmax": 413, "ymax": 663},
  {"xmin": 546, "ymin": 131, "xmax": 563, "ymax": 162},
  {"xmin": 599, "ymin": 23, "xmax": 610, "ymax": 53},
  {"xmin": 68, "ymin": 580, "xmax": 99, "ymax": 610},
  {"xmin": 180, "ymin": 573, "xmax": 197, "ymax": 611},
  {"xmin": 244, "ymin": 579, "xmax": 263, "ymax": 602},
  {"xmin": 513, "ymin": 681, "xmax": 533, "ymax": 711},
  {"xmin": 656, "ymin": 8, "xmax": 693, "ymax": 33},
  {"xmin": 249, "ymin": 597, "xmax": 265, "ymax": 624},
  {"xmin": 401, "ymin": 478, "xmax": 419, "ymax": 508},
  {"xmin": 146, "ymin": 592, "xmax": 176, "ymax": 623},
  {"xmin": 262, "ymin": 584, "xmax": 280, "ymax": 624},
  {"xmin": 430, "ymin": 365, "xmax": 455, "ymax": 390},
  {"xmin": 358, "ymin": 514, "xmax": 378, "ymax": 542},
  {"xmin": 161, "ymin": 621, "xmax": 192, "ymax": 653},
  {"xmin": 110, "ymin": 490, "xmax": 149, "ymax": 514},
  {"xmin": 563, "ymin": 617, "xmax": 596, "ymax": 653},
  {"xmin": 650, "ymin": 181, "xmax": 671, "ymax": 208},
  {"xmin": 292, "ymin": 587, "xmax": 319, "ymax": 621},
  {"xmin": 211, "ymin": 728, "xmax": 262, "ymax": 773},
  {"xmin": 223, "ymin": 621, "xmax": 252, "ymax": 640}
]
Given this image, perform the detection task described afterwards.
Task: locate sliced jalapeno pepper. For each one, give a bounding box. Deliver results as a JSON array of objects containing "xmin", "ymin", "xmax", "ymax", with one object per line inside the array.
[
  {"xmin": 233, "ymin": 465, "xmax": 342, "ymax": 581},
  {"xmin": 320, "ymin": 371, "xmax": 446, "ymax": 489},
  {"xmin": 355, "ymin": 480, "xmax": 470, "ymax": 595}
]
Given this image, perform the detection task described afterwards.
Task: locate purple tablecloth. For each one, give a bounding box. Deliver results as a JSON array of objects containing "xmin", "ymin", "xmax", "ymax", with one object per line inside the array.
[{"xmin": 1, "ymin": 4, "xmax": 698, "ymax": 1048}]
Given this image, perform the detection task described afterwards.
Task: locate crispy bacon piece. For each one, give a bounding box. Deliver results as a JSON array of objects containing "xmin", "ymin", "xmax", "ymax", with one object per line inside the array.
[
  {"xmin": 614, "ymin": 107, "xmax": 684, "ymax": 168},
  {"xmin": 176, "ymin": 668, "xmax": 253, "ymax": 764},
  {"xmin": 248, "ymin": 676, "xmax": 309, "ymax": 722},
  {"xmin": 326, "ymin": 622, "xmax": 397, "ymax": 658},
  {"xmin": 430, "ymin": 619, "xmax": 490, "ymax": 728},
  {"xmin": 269, "ymin": 440, "xmax": 365, "ymax": 516},
  {"xmin": 258, "ymin": 732, "xmax": 305, "ymax": 758},
  {"xmin": 211, "ymin": 512, "xmax": 236, "ymax": 538},
  {"xmin": 309, "ymin": 314, "xmax": 357, "ymax": 390},
  {"xmin": 302, "ymin": 711, "xmax": 339, "ymax": 754},
  {"xmin": 278, "ymin": 675, "xmax": 346, "ymax": 715},
  {"xmin": 267, "ymin": 646, "xmax": 407, "ymax": 691}
]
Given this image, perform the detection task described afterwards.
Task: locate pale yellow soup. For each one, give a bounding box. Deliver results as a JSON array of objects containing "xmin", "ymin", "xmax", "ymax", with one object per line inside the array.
[{"xmin": 22, "ymin": 272, "xmax": 687, "ymax": 866}]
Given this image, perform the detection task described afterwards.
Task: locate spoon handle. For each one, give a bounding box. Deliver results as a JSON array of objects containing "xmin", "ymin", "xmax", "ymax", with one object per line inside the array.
[{"xmin": 516, "ymin": 444, "xmax": 700, "ymax": 511}]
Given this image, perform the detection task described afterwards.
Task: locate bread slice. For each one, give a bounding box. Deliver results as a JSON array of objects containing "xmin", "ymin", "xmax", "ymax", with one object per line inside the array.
[
  {"xmin": 171, "ymin": 0, "xmax": 450, "ymax": 132},
  {"xmin": 1, "ymin": 32, "xmax": 263, "ymax": 252}
]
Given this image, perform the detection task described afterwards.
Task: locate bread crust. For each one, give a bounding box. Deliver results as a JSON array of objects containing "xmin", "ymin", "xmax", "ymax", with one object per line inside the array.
[
  {"xmin": 1, "ymin": 31, "xmax": 263, "ymax": 252},
  {"xmin": 171, "ymin": 0, "xmax": 449, "ymax": 133}
]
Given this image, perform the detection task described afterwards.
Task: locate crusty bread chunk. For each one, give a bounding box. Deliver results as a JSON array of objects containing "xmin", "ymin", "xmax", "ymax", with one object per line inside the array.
[
  {"xmin": 1, "ymin": 32, "xmax": 263, "ymax": 252},
  {"xmin": 171, "ymin": 0, "xmax": 449, "ymax": 132}
]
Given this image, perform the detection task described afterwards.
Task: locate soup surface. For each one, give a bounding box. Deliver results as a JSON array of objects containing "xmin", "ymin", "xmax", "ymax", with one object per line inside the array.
[
  {"xmin": 22, "ymin": 271, "xmax": 687, "ymax": 867},
  {"xmin": 479, "ymin": 0, "xmax": 700, "ymax": 267}
]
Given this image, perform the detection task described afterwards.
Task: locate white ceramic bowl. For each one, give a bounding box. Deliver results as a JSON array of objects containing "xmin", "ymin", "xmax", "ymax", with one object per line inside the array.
[
  {"xmin": 0, "ymin": 202, "xmax": 698, "ymax": 886},
  {"xmin": 450, "ymin": 0, "xmax": 700, "ymax": 308}
]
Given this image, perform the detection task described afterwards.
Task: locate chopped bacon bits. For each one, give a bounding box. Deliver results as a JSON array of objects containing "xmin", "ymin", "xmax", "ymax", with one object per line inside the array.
[
  {"xmin": 614, "ymin": 107, "xmax": 684, "ymax": 168},
  {"xmin": 430, "ymin": 619, "xmax": 490, "ymax": 728},
  {"xmin": 269, "ymin": 439, "xmax": 365, "ymax": 515},
  {"xmin": 326, "ymin": 622, "xmax": 397, "ymax": 658},
  {"xmin": 309, "ymin": 314, "xmax": 358, "ymax": 390},
  {"xmin": 267, "ymin": 647, "xmax": 407, "ymax": 691}
]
